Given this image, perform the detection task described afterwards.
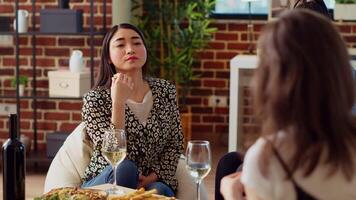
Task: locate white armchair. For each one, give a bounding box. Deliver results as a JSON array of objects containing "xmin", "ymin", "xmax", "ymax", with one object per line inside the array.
[{"xmin": 44, "ymin": 123, "xmax": 207, "ymax": 200}]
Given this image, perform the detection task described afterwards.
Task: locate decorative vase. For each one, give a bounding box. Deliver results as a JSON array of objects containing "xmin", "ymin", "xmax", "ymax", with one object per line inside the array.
[
  {"xmin": 69, "ymin": 50, "xmax": 84, "ymax": 73},
  {"xmin": 13, "ymin": 9, "xmax": 29, "ymax": 33},
  {"xmin": 18, "ymin": 84, "xmax": 25, "ymax": 96},
  {"xmin": 20, "ymin": 134, "xmax": 31, "ymax": 155}
]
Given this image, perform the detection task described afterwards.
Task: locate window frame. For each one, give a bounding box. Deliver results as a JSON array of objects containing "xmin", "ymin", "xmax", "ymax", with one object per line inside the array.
[
  {"xmin": 211, "ymin": 12, "xmax": 268, "ymax": 20},
  {"xmin": 211, "ymin": 9, "xmax": 334, "ymax": 20},
  {"xmin": 211, "ymin": 0, "xmax": 335, "ymax": 20}
]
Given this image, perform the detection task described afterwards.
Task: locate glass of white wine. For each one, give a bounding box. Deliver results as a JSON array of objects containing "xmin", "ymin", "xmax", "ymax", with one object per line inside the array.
[
  {"xmin": 101, "ymin": 129, "xmax": 127, "ymax": 195},
  {"xmin": 186, "ymin": 140, "xmax": 211, "ymax": 200}
]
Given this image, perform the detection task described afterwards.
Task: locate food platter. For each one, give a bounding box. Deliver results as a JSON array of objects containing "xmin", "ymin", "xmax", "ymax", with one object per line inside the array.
[
  {"xmin": 34, "ymin": 187, "xmax": 107, "ymax": 200},
  {"xmin": 36, "ymin": 185, "xmax": 176, "ymax": 200},
  {"xmin": 108, "ymin": 188, "xmax": 176, "ymax": 200}
]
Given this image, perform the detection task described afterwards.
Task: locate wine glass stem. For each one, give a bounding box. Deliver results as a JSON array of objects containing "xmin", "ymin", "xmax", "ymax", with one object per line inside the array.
[
  {"xmin": 112, "ymin": 164, "xmax": 117, "ymax": 189},
  {"xmin": 196, "ymin": 180, "xmax": 201, "ymax": 200}
]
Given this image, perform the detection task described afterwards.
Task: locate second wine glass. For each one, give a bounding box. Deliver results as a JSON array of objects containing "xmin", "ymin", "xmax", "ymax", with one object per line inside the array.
[
  {"xmin": 186, "ymin": 140, "xmax": 211, "ymax": 200},
  {"xmin": 101, "ymin": 129, "xmax": 127, "ymax": 195}
]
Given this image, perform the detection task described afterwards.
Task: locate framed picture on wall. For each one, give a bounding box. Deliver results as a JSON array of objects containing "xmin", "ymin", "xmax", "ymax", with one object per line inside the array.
[{"xmin": 269, "ymin": 0, "xmax": 295, "ymax": 20}]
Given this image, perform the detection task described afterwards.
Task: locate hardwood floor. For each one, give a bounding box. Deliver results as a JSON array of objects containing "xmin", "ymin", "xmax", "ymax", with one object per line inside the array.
[
  {"xmin": 0, "ymin": 145, "xmax": 228, "ymax": 200},
  {"xmin": 0, "ymin": 172, "xmax": 46, "ymax": 200}
]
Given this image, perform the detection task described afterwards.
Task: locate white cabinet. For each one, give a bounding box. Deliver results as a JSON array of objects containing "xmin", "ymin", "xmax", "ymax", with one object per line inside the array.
[{"xmin": 229, "ymin": 55, "xmax": 258, "ymax": 152}]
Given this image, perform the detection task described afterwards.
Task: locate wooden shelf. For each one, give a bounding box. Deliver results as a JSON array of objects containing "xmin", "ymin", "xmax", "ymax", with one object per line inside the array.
[{"xmin": 5, "ymin": 0, "xmax": 106, "ymax": 155}]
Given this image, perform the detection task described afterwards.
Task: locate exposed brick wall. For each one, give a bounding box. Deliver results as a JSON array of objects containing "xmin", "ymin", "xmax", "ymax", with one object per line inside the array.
[
  {"xmin": 188, "ymin": 20, "xmax": 356, "ymax": 149},
  {"xmin": 0, "ymin": 0, "xmax": 111, "ymax": 150},
  {"xmin": 1, "ymin": 0, "xmax": 356, "ymax": 152},
  {"xmin": 188, "ymin": 22, "xmax": 266, "ymax": 147}
]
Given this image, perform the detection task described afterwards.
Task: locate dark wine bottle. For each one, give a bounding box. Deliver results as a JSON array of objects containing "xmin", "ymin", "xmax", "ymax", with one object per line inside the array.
[{"xmin": 2, "ymin": 114, "xmax": 26, "ymax": 200}]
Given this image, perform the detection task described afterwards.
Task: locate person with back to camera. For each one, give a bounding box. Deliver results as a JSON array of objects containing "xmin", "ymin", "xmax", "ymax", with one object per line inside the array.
[
  {"xmin": 294, "ymin": 0, "xmax": 356, "ymax": 113},
  {"xmin": 214, "ymin": 1, "xmax": 333, "ymax": 200},
  {"xmin": 80, "ymin": 23, "xmax": 184, "ymax": 197},
  {"xmin": 221, "ymin": 9, "xmax": 356, "ymax": 200}
]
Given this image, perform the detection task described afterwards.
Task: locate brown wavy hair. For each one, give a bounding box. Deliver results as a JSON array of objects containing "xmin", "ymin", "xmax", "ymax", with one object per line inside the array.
[
  {"xmin": 254, "ymin": 10, "xmax": 356, "ymax": 180},
  {"xmin": 94, "ymin": 23, "xmax": 149, "ymax": 89}
]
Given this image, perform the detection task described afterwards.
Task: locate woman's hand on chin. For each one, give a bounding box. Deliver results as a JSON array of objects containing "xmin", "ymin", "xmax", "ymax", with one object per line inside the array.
[{"xmin": 111, "ymin": 72, "xmax": 134, "ymax": 106}]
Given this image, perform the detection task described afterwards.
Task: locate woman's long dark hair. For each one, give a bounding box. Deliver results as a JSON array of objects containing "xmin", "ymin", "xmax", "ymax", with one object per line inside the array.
[
  {"xmin": 254, "ymin": 10, "xmax": 356, "ymax": 180},
  {"xmin": 94, "ymin": 23, "xmax": 149, "ymax": 89}
]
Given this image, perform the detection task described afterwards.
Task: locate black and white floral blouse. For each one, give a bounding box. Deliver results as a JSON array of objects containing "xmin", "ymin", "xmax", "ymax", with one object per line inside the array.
[{"xmin": 81, "ymin": 78, "xmax": 184, "ymax": 192}]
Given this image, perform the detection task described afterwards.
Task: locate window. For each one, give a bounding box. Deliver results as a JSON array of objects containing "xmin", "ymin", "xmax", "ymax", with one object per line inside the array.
[
  {"xmin": 215, "ymin": 0, "xmax": 269, "ymax": 15},
  {"xmin": 213, "ymin": 0, "xmax": 335, "ymax": 18}
]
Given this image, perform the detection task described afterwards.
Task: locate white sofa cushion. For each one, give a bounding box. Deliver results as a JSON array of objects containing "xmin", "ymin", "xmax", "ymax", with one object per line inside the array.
[
  {"xmin": 175, "ymin": 155, "xmax": 208, "ymax": 200},
  {"xmin": 44, "ymin": 122, "xmax": 91, "ymax": 192},
  {"xmin": 44, "ymin": 123, "xmax": 208, "ymax": 200}
]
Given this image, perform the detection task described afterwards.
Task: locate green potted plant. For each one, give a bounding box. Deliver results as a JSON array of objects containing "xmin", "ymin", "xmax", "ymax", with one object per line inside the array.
[
  {"xmin": 133, "ymin": 0, "xmax": 217, "ymax": 147},
  {"xmin": 133, "ymin": 0, "xmax": 216, "ymax": 101},
  {"xmin": 334, "ymin": 0, "xmax": 356, "ymax": 20},
  {"xmin": 11, "ymin": 75, "xmax": 28, "ymax": 96}
]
